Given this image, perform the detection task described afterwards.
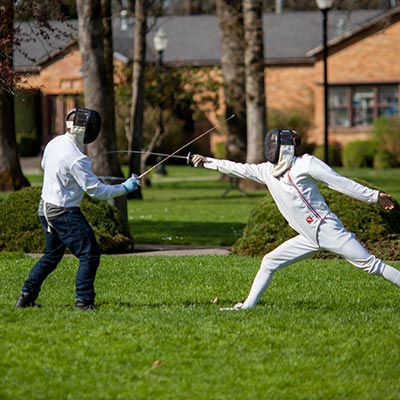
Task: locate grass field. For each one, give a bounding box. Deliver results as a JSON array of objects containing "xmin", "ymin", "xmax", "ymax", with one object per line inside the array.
[
  {"xmin": 126, "ymin": 166, "xmax": 400, "ymax": 246},
  {"xmin": 1, "ymin": 253, "xmax": 399, "ymax": 399},
  {"xmin": 1, "ymin": 165, "xmax": 400, "ymax": 399}
]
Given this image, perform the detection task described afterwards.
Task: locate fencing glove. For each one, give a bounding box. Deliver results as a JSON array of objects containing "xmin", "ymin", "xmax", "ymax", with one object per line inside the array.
[
  {"xmin": 122, "ymin": 174, "xmax": 141, "ymax": 192},
  {"xmin": 190, "ymin": 154, "xmax": 206, "ymax": 168}
]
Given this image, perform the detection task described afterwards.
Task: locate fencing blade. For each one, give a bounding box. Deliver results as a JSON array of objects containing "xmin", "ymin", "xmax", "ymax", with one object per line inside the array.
[
  {"xmin": 107, "ymin": 150, "xmax": 189, "ymax": 160},
  {"xmin": 139, "ymin": 114, "xmax": 236, "ymax": 179}
]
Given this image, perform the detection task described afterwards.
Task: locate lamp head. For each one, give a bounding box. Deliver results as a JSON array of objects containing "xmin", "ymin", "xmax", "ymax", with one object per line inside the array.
[{"xmin": 316, "ymin": 0, "xmax": 334, "ymax": 10}]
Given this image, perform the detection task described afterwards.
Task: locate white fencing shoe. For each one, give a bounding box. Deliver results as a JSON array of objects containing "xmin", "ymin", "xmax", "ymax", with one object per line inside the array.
[{"xmin": 220, "ymin": 302, "xmax": 244, "ymax": 311}]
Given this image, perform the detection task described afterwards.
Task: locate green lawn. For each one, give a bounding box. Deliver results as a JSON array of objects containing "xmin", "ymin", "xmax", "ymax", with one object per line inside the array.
[
  {"xmin": 128, "ymin": 166, "xmax": 400, "ymax": 246},
  {"xmin": 1, "ymin": 166, "xmax": 400, "ymax": 399},
  {"xmin": 1, "ymin": 253, "xmax": 399, "ymax": 399}
]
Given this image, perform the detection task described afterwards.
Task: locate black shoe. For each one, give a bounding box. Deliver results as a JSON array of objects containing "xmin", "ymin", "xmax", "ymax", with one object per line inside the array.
[
  {"xmin": 74, "ymin": 300, "xmax": 96, "ymax": 311},
  {"xmin": 15, "ymin": 292, "xmax": 41, "ymax": 308}
]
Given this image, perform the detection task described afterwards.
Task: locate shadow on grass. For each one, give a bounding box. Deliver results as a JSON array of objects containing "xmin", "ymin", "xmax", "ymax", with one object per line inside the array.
[{"xmin": 130, "ymin": 220, "xmax": 246, "ymax": 246}]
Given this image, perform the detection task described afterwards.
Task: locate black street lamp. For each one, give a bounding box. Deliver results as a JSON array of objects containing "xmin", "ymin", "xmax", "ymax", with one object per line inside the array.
[
  {"xmin": 152, "ymin": 28, "xmax": 169, "ymax": 141},
  {"xmin": 316, "ymin": 0, "xmax": 333, "ymax": 164}
]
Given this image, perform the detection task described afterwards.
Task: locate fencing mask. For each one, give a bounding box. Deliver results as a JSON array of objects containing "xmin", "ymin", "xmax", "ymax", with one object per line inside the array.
[
  {"xmin": 65, "ymin": 107, "xmax": 102, "ymax": 144},
  {"xmin": 264, "ymin": 129, "xmax": 299, "ymax": 177}
]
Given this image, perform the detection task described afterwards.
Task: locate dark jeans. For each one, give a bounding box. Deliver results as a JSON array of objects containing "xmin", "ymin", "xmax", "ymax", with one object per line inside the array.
[{"xmin": 22, "ymin": 208, "xmax": 100, "ymax": 304}]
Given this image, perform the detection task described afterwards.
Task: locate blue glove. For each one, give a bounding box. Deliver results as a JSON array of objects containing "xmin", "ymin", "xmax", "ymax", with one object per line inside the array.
[{"xmin": 122, "ymin": 174, "xmax": 140, "ymax": 192}]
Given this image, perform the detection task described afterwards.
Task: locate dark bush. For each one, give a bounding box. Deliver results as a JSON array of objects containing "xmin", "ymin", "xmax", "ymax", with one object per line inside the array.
[
  {"xmin": 312, "ymin": 142, "xmax": 342, "ymax": 167},
  {"xmin": 342, "ymin": 140, "xmax": 376, "ymax": 168},
  {"xmin": 232, "ymin": 180, "xmax": 400, "ymax": 260},
  {"xmin": 0, "ymin": 187, "xmax": 134, "ymax": 254}
]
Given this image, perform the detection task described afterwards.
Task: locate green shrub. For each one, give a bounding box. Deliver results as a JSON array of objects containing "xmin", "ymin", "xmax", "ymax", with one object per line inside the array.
[
  {"xmin": 313, "ymin": 142, "xmax": 342, "ymax": 166},
  {"xmin": 373, "ymin": 150, "xmax": 392, "ymax": 169},
  {"xmin": 0, "ymin": 187, "xmax": 134, "ymax": 254},
  {"xmin": 232, "ymin": 180, "xmax": 400, "ymax": 260},
  {"xmin": 371, "ymin": 115, "xmax": 400, "ymax": 168},
  {"xmin": 342, "ymin": 140, "xmax": 376, "ymax": 168}
]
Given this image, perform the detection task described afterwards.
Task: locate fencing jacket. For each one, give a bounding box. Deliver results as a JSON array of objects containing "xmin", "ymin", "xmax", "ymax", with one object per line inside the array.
[
  {"xmin": 39, "ymin": 133, "xmax": 126, "ymax": 216},
  {"xmin": 203, "ymin": 154, "xmax": 379, "ymax": 244}
]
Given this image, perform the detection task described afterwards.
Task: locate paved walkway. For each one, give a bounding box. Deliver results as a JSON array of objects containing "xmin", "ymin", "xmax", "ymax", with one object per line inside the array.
[
  {"xmin": 27, "ymin": 244, "xmax": 231, "ymax": 258},
  {"xmin": 131, "ymin": 244, "xmax": 230, "ymax": 256}
]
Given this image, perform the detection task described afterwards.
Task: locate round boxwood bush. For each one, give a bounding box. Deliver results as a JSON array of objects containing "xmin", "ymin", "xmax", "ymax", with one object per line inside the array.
[
  {"xmin": 232, "ymin": 180, "xmax": 400, "ymax": 260},
  {"xmin": 0, "ymin": 187, "xmax": 134, "ymax": 254}
]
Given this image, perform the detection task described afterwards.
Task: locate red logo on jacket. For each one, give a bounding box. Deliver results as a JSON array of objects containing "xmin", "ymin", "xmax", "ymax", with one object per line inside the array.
[{"xmin": 306, "ymin": 216, "xmax": 313, "ymax": 224}]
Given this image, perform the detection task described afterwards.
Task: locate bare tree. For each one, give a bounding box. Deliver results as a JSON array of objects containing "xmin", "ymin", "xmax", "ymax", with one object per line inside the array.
[
  {"xmin": 216, "ymin": 0, "xmax": 247, "ymax": 162},
  {"xmin": 244, "ymin": 0, "xmax": 266, "ymax": 164},
  {"xmin": 0, "ymin": 1, "xmax": 30, "ymax": 191},
  {"xmin": 76, "ymin": 0, "xmax": 122, "ymax": 177}
]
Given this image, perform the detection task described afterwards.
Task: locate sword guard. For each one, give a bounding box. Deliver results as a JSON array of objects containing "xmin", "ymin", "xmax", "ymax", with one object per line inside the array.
[{"xmin": 187, "ymin": 151, "xmax": 193, "ymax": 166}]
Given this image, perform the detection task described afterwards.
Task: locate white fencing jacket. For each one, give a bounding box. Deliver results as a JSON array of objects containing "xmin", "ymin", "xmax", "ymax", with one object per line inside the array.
[
  {"xmin": 203, "ymin": 154, "xmax": 379, "ymax": 243},
  {"xmin": 41, "ymin": 133, "xmax": 126, "ymax": 209}
]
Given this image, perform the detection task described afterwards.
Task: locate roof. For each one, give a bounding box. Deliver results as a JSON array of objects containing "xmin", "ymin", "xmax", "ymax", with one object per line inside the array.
[{"xmin": 13, "ymin": 8, "xmax": 398, "ymax": 71}]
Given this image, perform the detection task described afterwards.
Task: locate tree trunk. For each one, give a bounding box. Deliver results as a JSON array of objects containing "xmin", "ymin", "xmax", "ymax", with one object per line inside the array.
[
  {"xmin": 0, "ymin": 1, "xmax": 30, "ymax": 191},
  {"xmin": 127, "ymin": 0, "xmax": 147, "ymax": 198},
  {"xmin": 216, "ymin": 0, "xmax": 247, "ymax": 162},
  {"xmin": 244, "ymin": 0, "xmax": 266, "ymax": 164},
  {"xmin": 128, "ymin": 0, "xmax": 147, "ymax": 178},
  {"xmin": 76, "ymin": 0, "xmax": 122, "ymax": 177}
]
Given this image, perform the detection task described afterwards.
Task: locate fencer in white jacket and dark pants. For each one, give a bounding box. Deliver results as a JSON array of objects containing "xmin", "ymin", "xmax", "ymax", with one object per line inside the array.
[
  {"xmin": 16, "ymin": 107, "xmax": 140, "ymax": 310},
  {"xmin": 191, "ymin": 129, "xmax": 400, "ymax": 310}
]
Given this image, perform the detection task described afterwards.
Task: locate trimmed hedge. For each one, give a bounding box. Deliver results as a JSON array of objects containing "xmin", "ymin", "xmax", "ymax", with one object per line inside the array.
[
  {"xmin": 232, "ymin": 180, "xmax": 400, "ymax": 260},
  {"xmin": 0, "ymin": 187, "xmax": 134, "ymax": 254}
]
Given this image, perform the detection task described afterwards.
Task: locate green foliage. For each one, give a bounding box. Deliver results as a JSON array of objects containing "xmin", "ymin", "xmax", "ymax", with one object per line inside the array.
[
  {"xmin": 268, "ymin": 107, "xmax": 314, "ymax": 155},
  {"xmin": 114, "ymin": 65, "xmax": 222, "ymax": 159},
  {"xmin": 1, "ymin": 254, "xmax": 400, "ymax": 399},
  {"xmin": 342, "ymin": 140, "xmax": 376, "ymax": 168},
  {"xmin": 0, "ymin": 187, "xmax": 134, "ymax": 254},
  {"xmin": 313, "ymin": 142, "xmax": 343, "ymax": 166},
  {"xmin": 371, "ymin": 114, "xmax": 400, "ymax": 168},
  {"xmin": 232, "ymin": 181, "xmax": 400, "ymax": 260}
]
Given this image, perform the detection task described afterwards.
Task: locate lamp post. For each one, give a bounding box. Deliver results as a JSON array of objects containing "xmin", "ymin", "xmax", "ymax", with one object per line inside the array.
[
  {"xmin": 152, "ymin": 28, "xmax": 169, "ymax": 146},
  {"xmin": 316, "ymin": 0, "xmax": 333, "ymax": 164}
]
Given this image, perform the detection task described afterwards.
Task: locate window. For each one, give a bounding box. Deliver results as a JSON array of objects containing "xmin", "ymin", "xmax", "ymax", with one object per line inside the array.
[{"xmin": 328, "ymin": 84, "xmax": 399, "ymax": 128}]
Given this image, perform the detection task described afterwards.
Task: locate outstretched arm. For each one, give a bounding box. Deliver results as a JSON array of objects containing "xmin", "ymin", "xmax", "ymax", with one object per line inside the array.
[{"xmin": 190, "ymin": 154, "xmax": 270, "ymax": 185}]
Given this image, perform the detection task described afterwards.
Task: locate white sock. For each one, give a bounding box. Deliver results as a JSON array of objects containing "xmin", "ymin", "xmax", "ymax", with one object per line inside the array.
[
  {"xmin": 382, "ymin": 265, "xmax": 400, "ymax": 287},
  {"xmin": 242, "ymin": 268, "xmax": 274, "ymax": 308}
]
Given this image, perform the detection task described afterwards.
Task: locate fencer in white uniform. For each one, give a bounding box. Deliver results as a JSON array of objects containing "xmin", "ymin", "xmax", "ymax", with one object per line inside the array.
[
  {"xmin": 191, "ymin": 129, "xmax": 400, "ymax": 309},
  {"xmin": 16, "ymin": 107, "xmax": 140, "ymax": 310}
]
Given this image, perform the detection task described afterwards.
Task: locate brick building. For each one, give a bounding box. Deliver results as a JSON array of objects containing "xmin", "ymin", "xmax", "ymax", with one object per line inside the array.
[{"xmin": 14, "ymin": 7, "xmax": 400, "ymax": 154}]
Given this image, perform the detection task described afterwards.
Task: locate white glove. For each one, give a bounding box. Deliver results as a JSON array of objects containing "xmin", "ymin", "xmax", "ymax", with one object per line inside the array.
[{"xmin": 191, "ymin": 154, "xmax": 206, "ymax": 168}]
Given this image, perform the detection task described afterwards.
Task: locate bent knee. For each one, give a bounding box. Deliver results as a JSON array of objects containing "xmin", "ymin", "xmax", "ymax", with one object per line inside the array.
[{"xmin": 359, "ymin": 255, "xmax": 385, "ymax": 275}]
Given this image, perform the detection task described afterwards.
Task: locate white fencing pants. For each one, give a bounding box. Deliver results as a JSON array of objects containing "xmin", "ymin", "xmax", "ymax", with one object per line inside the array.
[{"xmin": 242, "ymin": 214, "xmax": 400, "ymax": 309}]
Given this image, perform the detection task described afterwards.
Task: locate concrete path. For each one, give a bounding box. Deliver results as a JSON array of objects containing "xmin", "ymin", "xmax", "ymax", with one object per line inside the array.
[
  {"xmin": 130, "ymin": 244, "xmax": 230, "ymax": 256},
  {"xmin": 27, "ymin": 244, "xmax": 231, "ymax": 258}
]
